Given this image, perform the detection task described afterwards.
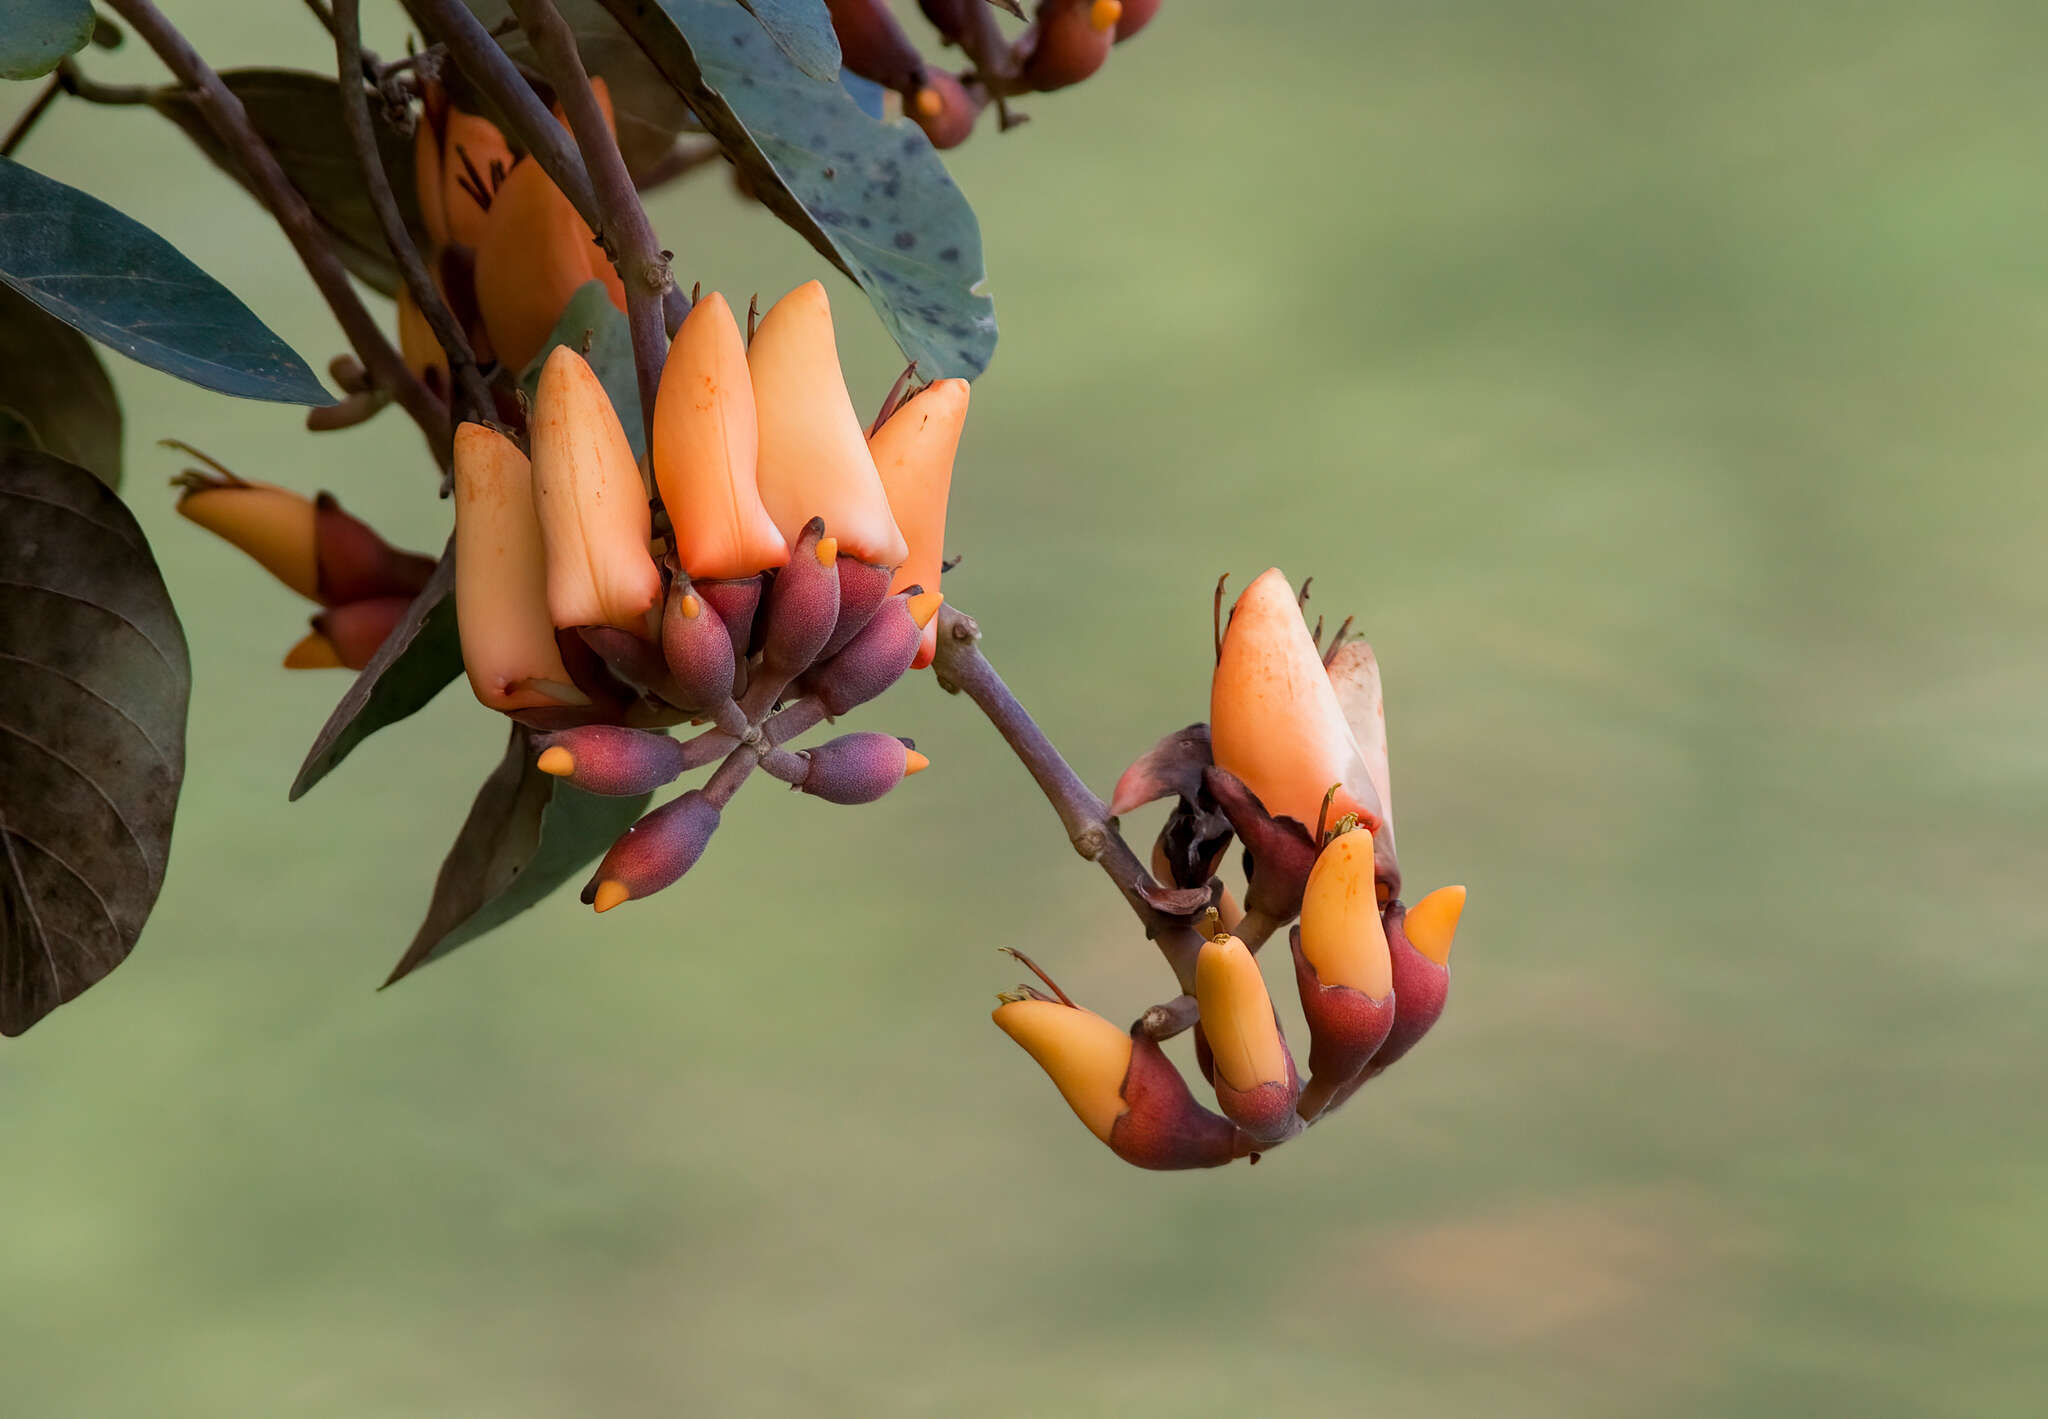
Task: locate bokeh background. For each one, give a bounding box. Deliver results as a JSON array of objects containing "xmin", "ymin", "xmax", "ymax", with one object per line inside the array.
[{"xmin": 5, "ymin": 1, "xmax": 2045, "ymax": 1413}]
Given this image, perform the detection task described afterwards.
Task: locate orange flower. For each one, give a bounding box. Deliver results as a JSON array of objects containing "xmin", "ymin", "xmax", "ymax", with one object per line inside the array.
[
  {"xmin": 473, "ymin": 159, "xmax": 626, "ymax": 374},
  {"xmin": 528, "ymin": 347, "xmax": 663, "ymax": 633},
  {"xmin": 871, "ymin": 377, "xmax": 968, "ymax": 668},
  {"xmin": 748, "ymin": 281, "xmax": 908, "ymax": 567},
  {"xmin": 450, "ymin": 422, "xmax": 583, "ymax": 711}
]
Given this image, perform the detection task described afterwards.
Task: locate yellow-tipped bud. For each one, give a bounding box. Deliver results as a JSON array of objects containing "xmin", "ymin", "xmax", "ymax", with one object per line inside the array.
[
  {"xmin": 748, "ymin": 281, "xmax": 909, "ymax": 566},
  {"xmin": 592, "ymin": 879, "xmax": 630, "ymax": 913},
  {"xmin": 871, "ymin": 377, "xmax": 967, "ymax": 668},
  {"xmin": 913, "ymin": 86, "xmax": 943, "ymax": 119},
  {"xmin": 815, "ymin": 534, "xmax": 839, "ymax": 566},
  {"xmin": 1298, "ymin": 828, "xmax": 1392, "ymax": 997},
  {"xmin": 651, "ymin": 292, "xmax": 790, "ymax": 580},
  {"xmin": 991, "ymin": 997, "xmax": 1133, "ymax": 1143},
  {"xmin": 1090, "ymin": 0, "xmax": 1123, "ymax": 32},
  {"xmin": 907, "ymin": 590, "xmax": 944, "ymax": 630},
  {"xmin": 282, "ymin": 629, "xmax": 343, "ymax": 669},
  {"xmin": 1403, "ymin": 885, "xmax": 1465, "ymax": 965},
  {"xmin": 536, "ymin": 746, "xmax": 576, "ymax": 776},
  {"xmin": 679, "ymin": 594, "xmax": 702, "ymax": 620},
  {"xmin": 174, "ymin": 474, "xmax": 319, "ymax": 601},
  {"xmin": 473, "ymin": 157, "xmax": 627, "ymax": 374},
  {"xmin": 1211, "ymin": 568, "xmax": 1383, "ymax": 832},
  {"xmin": 904, "ymin": 748, "xmax": 930, "ymax": 776},
  {"xmin": 1195, "ymin": 932, "xmax": 1289, "ymax": 1094},
  {"xmin": 529, "ymin": 346, "xmax": 663, "ymax": 633},
  {"xmin": 451, "ymin": 423, "xmax": 583, "ymax": 712}
]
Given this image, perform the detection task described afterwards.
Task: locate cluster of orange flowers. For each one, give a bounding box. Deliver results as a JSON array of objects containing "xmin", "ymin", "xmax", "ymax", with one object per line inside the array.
[{"xmin": 992, "ymin": 570, "xmax": 1467, "ymax": 1167}]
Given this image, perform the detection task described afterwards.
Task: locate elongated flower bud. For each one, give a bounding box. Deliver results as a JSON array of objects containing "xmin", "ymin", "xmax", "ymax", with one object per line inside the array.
[
  {"xmin": 451, "ymin": 422, "xmax": 583, "ymax": 712},
  {"xmin": 474, "ymin": 158, "xmax": 626, "ymax": 373},
  {"xmin": 1211, "ymin": 568, "xmax": 1383, "ymax": 834},
  {"xmin": 760, "ymin": 518, "xmax": 840, "ymax": 675},
  {"xmin": 583, "ymin": 790, "xmax": 722, "ymax": 912},
  {"xmin": 1024, "ymin": 0, "xmax": 1118, "ymax": 91},
  {"xmin": 992, "ymin": 997, "xmax": 1246, "ymax": 1169},
  {"xmin": 871, "ymin": 378, "xmax": 967, "ymax": 669},
  {"xmin": 437, "ymin": 109, "xmax": 516, "ymax": 251},
  {"xmin": 1292, "ymin": 828, "xmax": 1396, "ymax": 1114},
  {"xmin": 533, "ymin": 724, "xmax": 688, "ymax": 796},
  {"xmin": 660, "ymin": 572, "xmax": 739, "ymax": 711},
  {"xmin": 909, "ymin": 70, "xmax": 976, "ymax": 149},
  {"xmin": 651, "ymin": 292, "xmax": 788, "ymax": 580},
  {"xmin": 313, "ymin": 494, "xmax": 436, "ymax": 605},
  {"xmin": 1325, "ymin": 637, "xmax": 1399, "ymax": 898},
  {"xmin": 796, "ymin": 732, "xmax": 925, "ymax": 804},
  {"xmin": 821, "ymin": 553, "xmax": 895, "ymax": 659},
  {"xmin": 530, "ymin": 346, "xmax": 663, "ymax": 633},
  {"xmin": 1363, "ymin": 886, "xmax": 1463, "ymax": 1084},
  {"xmin": 697, "ymin": 574, "xmax": 763, "ymax": 668},
  {"xmin": 807, "ymin": 588, "xmax": 943, "ymax": 716},
  {"xmin": 175, "ymin": 472, "xmax": 318, "ymax": 601},
  {"xmin": 1195, "ymin": 931, "xmax": 1302, "ymax": 1143},
  {"xmin": 748, "ymin": 281, "xmax": 908, "ymax": 566}
]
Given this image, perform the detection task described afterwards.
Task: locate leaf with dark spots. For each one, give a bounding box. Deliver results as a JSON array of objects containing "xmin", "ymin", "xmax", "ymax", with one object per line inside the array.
[
  {"xmin": 0, "ymin": 449, "xmax": 189, "ymax": 1035},
  {"xmin": 149, "ymin": 69, "xmax": 425, "ymax": 297},
  {"xmin": 384, "ymin": 723, "xmax": 650, "ymax": 985},
  {"xmin": 290, "ymin": 544, "xmax": 462, "ymax": 801},
  {"xmin": 0, "ymin": 156, "xmax": 330, "ymax": 406},
  {"xmin": 0, "ymin": 283, "xmax": 122, "ymax": 489},
  {"xmin": 734, "ymin": 0, "xmax": 841, "ymax": 82}
]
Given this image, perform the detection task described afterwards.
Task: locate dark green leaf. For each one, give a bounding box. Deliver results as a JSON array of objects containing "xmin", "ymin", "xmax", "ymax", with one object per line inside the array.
[
  {"xmin": 0, "ymin": 0, "xmax": 93, "ymax": 81},
  {"xmin": 0, "ymin": 156, "xmax": 331, "ymax": 406},
  {"xmin": 735, "ymin": 0, "xmax": 840, "ymax": 82},
  {"xmin": 0, "ymin": 282, "xmax": 122, "ymax": 489},
  {"xmin": 462, "ymin": 0, "xmax": 997, "ymax": 378},
  {"xmin": 150, "ymin": 69, "xmax": 424, "ymax": 297},
  {"xmin": 384, "ymin": 722, "xmax": 649, "ymax": 985},
  {"xmin": 289, "ymin": 545, "xmax": 462, "ymax": 800},
  {"xmin": 517, "ymin": 279, "xmax": 645, "ymax": 461},
  {"xmin": 0, "ymin": 448, "xmax": 190, "ymax": 1035}
]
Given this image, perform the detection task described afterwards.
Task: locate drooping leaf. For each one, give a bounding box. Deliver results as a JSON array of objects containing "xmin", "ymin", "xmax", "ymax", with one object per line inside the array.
[
  {"xmin": 0, "ymin": 156, "xmax": 331, "ymax": 406},
  {"xmin": 0, "ymin": 448, "xmax": 190, "ymax": 1035},
  {"xmin": 461, "ymin": 0, "xmax": 997, "ymax": 379},
  {"xmin": 516, "ymin": 279, "xmax": 644, "ymax": 461},
  {"xmin": 150, "ymin": 69, "xmax": 424, "ymax": 297},
  {"xmin": 384, "ymin": 722, "xmax": 650, "ymax": 985},
  {"xmin": 289, "ymin": 545, "xmax": 462, "ymax": 800},
  {"xmin": 734, "ymin": 0, "xmax": 841, "ymax": 82},
  {"xmin": 0, "ymin": 282, "xmax": 122, "ymax": 489},
  {"xmin": 0, "ymin": 0, "xmax": 93, "ymax": 81}
]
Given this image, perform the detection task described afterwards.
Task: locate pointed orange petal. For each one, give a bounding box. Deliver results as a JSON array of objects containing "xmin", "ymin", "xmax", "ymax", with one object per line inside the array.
[
  {"xmin": 282, "ymin": 629, "xmax": 344, "ymax": 669},
  {"xmin": 1298, "ymin": 828, "xmax": 1392, "ymax": 997},
  {"xmin": 872, "ymin": 377, "xmax": 967, "ymax": 604},
  {"xmin": 1403, "ymin": 885, "xmax": 1466, "ymax": 965},
  {"xmin": 530, "ymin": 348, "xmax": 662, "ymax": 633},
  {"xmin": 991, "ymin": 997, "xmax": 1133, "ymax": 1144},
  {"xmin": 452, "ymin": 422, "xmax": 583, "ymax": 711},
  {"xmin": 175, "ymin": 480, "xmax": 319, "ymax": 602},
  {"xmin": 1194, "ymin": 933, "xmax": 1288, "ymax": 1093}
]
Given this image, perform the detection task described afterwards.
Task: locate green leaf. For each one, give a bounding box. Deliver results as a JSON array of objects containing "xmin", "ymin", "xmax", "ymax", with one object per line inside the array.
[
  {"xmin": 0, "ymin": 156, "xmax": 331, "ymax": 406},
  {"xmin": 289, "ymin": 546, "xmax": 462, "ymax": 800},
  {"xmin": 383, "ymin": 723, "xmax": 649, "ymax": 985},
  {"xmin": 462, "ymin": 0, "xmax": 997, "ymax": 379},
  {"xmin": 0, "ymin": 282, "xmax": 122, "ymax": 489},
  {"xmin": 0, "ymin": 448, "xmax": 190, "ymax": 1035},
  {"xmin": 149, "ymin": 69, "xmax": 424, "ymax": 297},
  {"xmin": 735, "ymin": 0, "xmax": 841, "ymax": 83},
  {"xmin": 0, "ymin": 0, "xmax": 93, "ymax": 81},
  {"xmin": 516, "ymin": 279, "xmax": 645, "ymax": 461}
]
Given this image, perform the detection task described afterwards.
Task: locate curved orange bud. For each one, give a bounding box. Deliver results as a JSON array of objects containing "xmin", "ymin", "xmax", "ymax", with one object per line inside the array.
[
  {"xmin": 1089, "ymin": 0, "xmax": 1123, "ymax": 31},
  {"xmin": 1194, "ymin": 933, "xmax": 1288, "ymax": 1095},
  {"xmin": 439, "ymin": 109, "xmax": 515, "ymax": 251},
  {"xmin": 451, "ymin": 422, "xmax": 583, "ymax": 711},
  {"xmin": 1211, "ymin": 568, "xmax": 1383, "ymax": 834},
  {"xmin": 991, "ymin": 997, "xmax": 1132, "ymax": 1143},
  {"xmin": 1402, "ymin": 884, "xmax": 1465, "ymax": 965},
  {"xmin": 473, "ymin": 157, "xmax": 626, "ymax": 374},
  {"xmin": 282, "ymin": 629, "xmax": 344, "ymax": 669},
  {"xmin": 748, "ymin": 281, "xmax": 909, "ymax": 566},
  {"xmin": 529, "ymin": 347, "xmax": 663, "ymax": 633},
  {"xmin": 651, "ymin": 292, "xmax": 788, "ymax": 580},
  {"xmin": 871, "ymin": 377, "xmax": 967, "ymax": 668},
  {"xmin": 1297, "ymin": 828, "xmax": 1391, "ymax": 998},
  {"xmin": 174, "ymin": 474, "xmax": 318, "ymax": 601},
  {"xmin": 395, "ymin": 283, "xmax": 448, "ymax": 399}
]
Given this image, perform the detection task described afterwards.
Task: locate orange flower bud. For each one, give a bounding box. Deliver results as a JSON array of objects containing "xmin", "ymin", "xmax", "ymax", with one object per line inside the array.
[
  {"xmin": 650, "ymin": 292, "xmax": 788, "ymax": 580},
  {"xmin": 748, "ymin": 281, "xmax": 909, "ymax": 566},
  {"xmin": 871, "ymin": 377, "xmax": 967, "ymax": 669},
  {"xmin": 529, "ymin": 346, "xmax": 663, "ymax": 633},
  {"xmin": 993, "ymin": 996, "xmax": 1131, "ymax": 1144},
  {"xmin": 1210, "ymin": 568, "xmax": 1383, "ymax": 834},
  {"xmin": 437, "ymin": 108, "xmax": 515, "ymax": 251},
  {"xmin": 1024, "ymin": 0, "xmax": 1117, "ymax": 91},
  {"xmin": 473, "ymin": 157, "xmax": 626, "ymax": 374},
  {"xmin": 174, "ymin": 473, "xmax": 318, "ymax": 601},
  {"xmin": 1195, "ymin": 930, "xmax": 1301, "ymax": 1142},
  {"xmin": 909, "ymin": 70, "xmax": 976, "ymax": 149},
  {"xmin": 1402, "ymin": 884, "xmax": 1465, "ymax": 967},
  {"xmin": 451, "ymin": 422, "xmax": 583, "ymax": 712},
  {"xmin": 1297, "ymin": 827, "xmax": 1391, "ymax": 998}
]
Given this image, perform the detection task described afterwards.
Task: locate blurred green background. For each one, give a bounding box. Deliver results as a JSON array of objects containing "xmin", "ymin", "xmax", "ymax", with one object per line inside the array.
[{"xmin": 5, "ymin": 1, "xmax": 2046, "ymax": 1413}]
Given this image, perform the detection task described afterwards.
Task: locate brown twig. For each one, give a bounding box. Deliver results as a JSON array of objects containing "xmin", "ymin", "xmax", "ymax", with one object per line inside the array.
[
  {"xmin": 931, "ymin": 604, "xmax": 1204, "ymax": 989},
  {"xmin": 1, "ymin": 75, "xmax": 62, "ymax": 158},
  {"xmin": 333, "ymin": 0, "xmax": 493, "ymax": 431},
  {"xmin": 103, "ymin": 0, "xmax": 451, "ymax": 464},
  {"xmin": 510, "ymin": 0, "xmax": 671, "ymax": 449}
]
